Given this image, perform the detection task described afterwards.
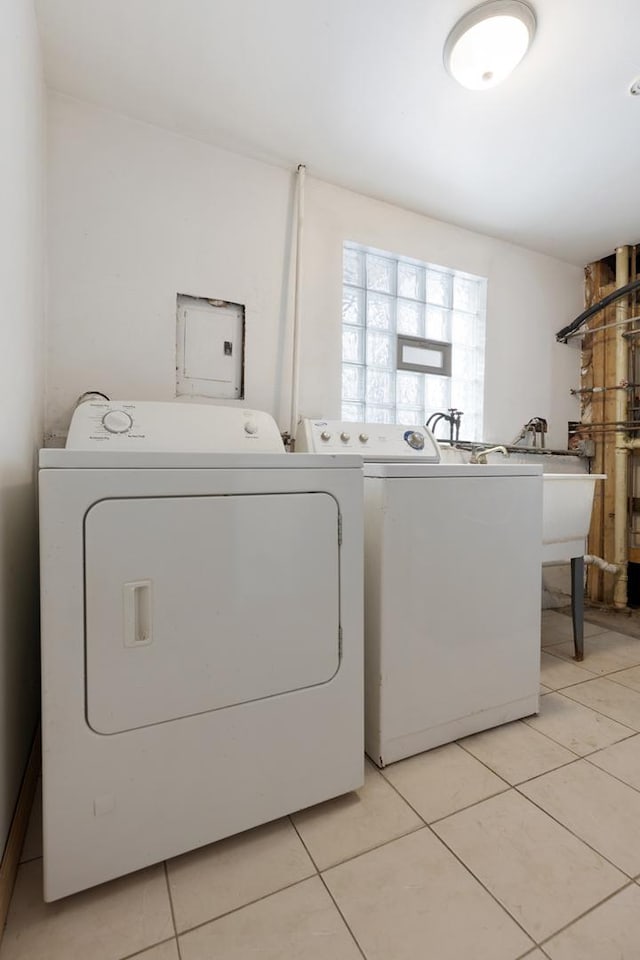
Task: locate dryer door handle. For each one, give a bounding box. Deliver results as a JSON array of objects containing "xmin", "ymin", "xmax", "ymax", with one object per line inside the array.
[{"xmin": 123, "ymin": 580, "xmax": 153, "ymax": 647}]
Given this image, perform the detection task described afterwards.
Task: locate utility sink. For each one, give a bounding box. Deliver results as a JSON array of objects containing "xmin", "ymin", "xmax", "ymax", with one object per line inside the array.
[{"xmin": 542, "ymin": 473, "xmax": 606, "ymax": 562}]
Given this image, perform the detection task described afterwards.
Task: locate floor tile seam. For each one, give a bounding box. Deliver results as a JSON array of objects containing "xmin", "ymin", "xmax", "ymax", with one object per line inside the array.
[
  {"xmin": 511, "ymin": 783, "xmax": 638, "ymax": 881},
  {"xmin": 426, "ymin": 785, "xmax": 521, "ymax": 826},
  {"xmin": 420, "ymin": 784, "xmax": 513, "ymax": 827},
  {"xmin": 448, "ymin": 740, "xmax": 521, "ymax": 789},
  {"xmin": 540, "ymin": 645, "xmax": 594, "ymax": 665},
  {"xmin": 544, "ymin": 648, "xmax": 640, "ymax": 676},
  {"xmin": 316, "ymin": 873, "xmax": 368, "ymax": 960},
  {"xmin": 556, "ymin": 686, "xmax": 640, "ymax": 732},
  {"xmin": 540, "ymin": 643, "xmax": 640, "ymax": 673},
  {"xmin": 542, "ymin": 623, "xmax": 609, "ymax": 642},
  {"xmin": 528, "ymin": 688, "xmax": 639, "ymax": 734},
  {"xmin": 285, "ymin": 814, "xmax": 320, "ymax": 873},
  {"xmin": 423, "ymin": 820, "xmax": 537, "ymax": 950},
  {"xmin": 434, "ymin": 800, "xmax": 630, "ymax": 948},
  {"xmin": 517, "ymin": 949, "xmax": 550, "ymax": 960},
  {"xmin": 173, "ymin": 872, "xmax": 318, "ymax": 939},
  {"xmin": 373, "ymin": 769, "xmax": 429, "ymax": 825},
  {"xmin": 379, "ymin": 749, "xmax": 516, "ymax": 825},
  {"xmin": 501, "ymin": 755, "xmax": 585, "ymax": 791},
  {"xmin": 455, "ymin": 734, "xmax": 580, "ymax": 786},
  {"xmin": 287, "ymin": 817, "xmax": 367, "ymax": 959},
  {"xmin": 117, "ymin": 935, "xmax": 180, "ymax": 960},
  {"xmin": 514, "ymin": 716, "xmax": 585, "ymax": 759},
  {"xmin": 527, "ymin": 719, "xmax": 637, "ymax": 758},
  {"xmin": 543, "ymin": 673, "xmax": 600, "ymax": 691},
  {"xmin": 539, "ymin": 647, "xmax": 579, "ymax": 664},
  {"xmin": 322, "ymin": 821, "xmax": 430, "ymax": 874},
  {"xmin": 583, "ymin": 751, "xmax": 640, "ymax": 797},
  {"xmin": 163, "ymin": 862, "xmax": 183, "ymax": 960},
  {"xmin": 534, "ymin": 879, "xmax": 635, "ymax": 951},
  {"xmin": 579, "ymin": 620, "xmax": 640, "ymax": 641},
  {"xmin": 543, "ymin": 614, "xmax": 613, "ymax": 641},
  {"xmin": 602, "ymin": 673, "xmax": 640, "ymax": 693}
]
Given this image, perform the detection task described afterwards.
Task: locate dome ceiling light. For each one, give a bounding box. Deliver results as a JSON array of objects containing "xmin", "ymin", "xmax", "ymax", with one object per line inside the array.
[{"xmin": 444, "ymin": 0, "xmax": 536, "ymax": 91}]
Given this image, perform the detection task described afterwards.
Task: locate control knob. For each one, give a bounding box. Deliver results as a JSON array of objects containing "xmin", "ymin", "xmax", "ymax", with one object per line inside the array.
[
  {"xmin": 102, "ymin": 410, "xmax": 133, "ymax": 434},
  {"xmin": 340, "ymin": 432, "xmax": 350, "ymax": 442},
  {"xmin": 244, "ymin": 421, "xmax": 258, "ymax": 435},
  {"xmin": 406, "ymin": 431, "xmax": 425, "ymax": 450},
  {"xmin": 359, "ymin": 433, "xmax": 369, "ymax": 443},
  {"xmin": 320, "ymin": 431, "xmax": 331, "ymax": 441}
]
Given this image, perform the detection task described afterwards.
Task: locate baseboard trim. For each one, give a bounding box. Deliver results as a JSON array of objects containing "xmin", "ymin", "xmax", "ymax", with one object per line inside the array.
[{"xmin": 0, "ymin": 729, "xmax": 41, "ymax": 939}]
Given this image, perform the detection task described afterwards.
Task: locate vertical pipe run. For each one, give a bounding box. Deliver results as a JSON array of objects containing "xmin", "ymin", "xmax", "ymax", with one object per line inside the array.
[
  {"xmin": 614, "ymin": 245, "xmax": 630, "ymax": 607},
  {"xmin": 289, "ymin": 164, "xmax": 306, "ymax": 441}
]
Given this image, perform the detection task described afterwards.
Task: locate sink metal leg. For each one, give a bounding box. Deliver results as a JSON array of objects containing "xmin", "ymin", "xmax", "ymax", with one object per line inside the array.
[{"xmin": 571, "ymin": 556, "xmax": 585, "ymax": 661}]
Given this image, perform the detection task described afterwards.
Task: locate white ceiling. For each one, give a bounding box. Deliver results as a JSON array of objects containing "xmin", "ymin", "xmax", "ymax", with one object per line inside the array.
[{"xmin": 36, "ymin": 0, "xmax": 640, "ymax": 265}]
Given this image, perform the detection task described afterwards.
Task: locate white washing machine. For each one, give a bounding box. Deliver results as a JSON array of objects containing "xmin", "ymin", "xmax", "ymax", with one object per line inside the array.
[
  {"xmin": 297, "ymin": 419, "xmax": 542, "ymax": 768},
  {"xmin": 39, "ymin": 400, "xmax": 363, "ymax": 900}
]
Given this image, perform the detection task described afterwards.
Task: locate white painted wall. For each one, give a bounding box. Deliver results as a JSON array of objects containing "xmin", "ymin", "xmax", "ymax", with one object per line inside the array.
[
  {"xmin": 46, "ymin": 94, "xmax": 583, "ymax": 449},
  {"xmin": 0, "ymin": 0, "xmax": 45, "ymax": 856}
]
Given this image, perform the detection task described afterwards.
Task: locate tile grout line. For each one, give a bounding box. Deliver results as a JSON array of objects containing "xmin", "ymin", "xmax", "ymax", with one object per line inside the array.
[
  {"xmin": 535, "ymin": 879, "xmax": 636, "ymax": 951},
  {"xmin": 439, "ymin": 750, "xmax": 585, "ymax": 813},
  {"xmin": 288, "ymin": 816, "xmax": 368, "ymax": 960},
  {"xmin": 559, "ymin": 684, "xmax": 640, "ymax": 732},
  {"xmin": 163, "ymin": 873, "xmax": 319, "ymax": 940},
  {"xmin": 380, "ymin": 756, "xmax": 513, "ymax": 816},
  {"xmin": 540, "ymin": 676, "xmax": 640, "ymax": 734},
  {"xmin": 544, "ymin": 610, "xmax": 640, "ymax": 644},
  {"xmin": 380, "ymin": 737, "xmax": 635, "ymax": 943},
  {"xmin": 583, "ymin": 748, "xmax": 640, "ymax": 797},
  {"xmin": 118, "ymin": 935, "xmax": 181, "ymax": 960},
  {"xmin": 317, "ymin": 873, "xmax": 369, "ymax": 960},
  {"xmin": 371, "ymin": 772, "xmax": 537, "ymax": 949},
  {"xmin": 162, "ymin": 861, "xmax": 183, "ymax": 960},
  {"xmin": 522, "ymin": 694, "xmax": 638, "ymax": 747},
  {"xmin": 454, "ymin": 729, "xmax": 582, "ymax": 784},
  {"xmin": 606, "ymin": 674, "xmax": 640, "ymax": 694},
  {"xmin": 511, "ymin": 781, "xmax": 638, "ymax": 883},
  {"xmin": 542, "ymin": 642, "xmax": 640, "ymax": 675},
  {"xmin": 422, "ymin": 815, "xmax": 538, "ymax": 950},
  {"xmin": 431, "ymin": 800, "xmax": 631, "ymax": 949}
]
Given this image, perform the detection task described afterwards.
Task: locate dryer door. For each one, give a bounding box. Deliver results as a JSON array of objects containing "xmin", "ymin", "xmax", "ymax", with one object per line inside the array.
[{"xmin": 84, "ymin": 493, "xmax": 340, "ymax": 734}]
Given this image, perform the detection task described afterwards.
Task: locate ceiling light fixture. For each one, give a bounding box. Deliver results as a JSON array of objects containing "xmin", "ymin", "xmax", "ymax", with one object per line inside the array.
[{"xmin": 444, "ymin": 0, "xmax": 536, "ymax": 91}]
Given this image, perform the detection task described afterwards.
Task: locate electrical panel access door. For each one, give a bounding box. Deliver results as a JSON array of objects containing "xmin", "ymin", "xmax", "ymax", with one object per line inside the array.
[
  {"xmin": 84, "ymin": 492, "xmax": 340, "ymax": 734},
  {"xmin": 176, "ymin": 296, "xmax": 244, "ymax": 400}
]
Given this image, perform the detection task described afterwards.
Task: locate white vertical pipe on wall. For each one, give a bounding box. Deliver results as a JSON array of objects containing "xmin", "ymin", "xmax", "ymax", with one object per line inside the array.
[
  {"xmin": 614, "ymin": 245, "xmax": 630, "ymax": 607},
  {"xmin": 289, "ymin": 164, "xmax": 306, "ymax": 441}
]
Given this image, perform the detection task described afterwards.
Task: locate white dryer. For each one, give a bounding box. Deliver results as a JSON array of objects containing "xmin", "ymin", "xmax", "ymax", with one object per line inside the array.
[
  {"xmin": 297, "ymin": 419, "xmax": 542, "ymax": 768},
  {"xmin": 39, "ymin": 401, "xmax": 363, "ymax": 900}
]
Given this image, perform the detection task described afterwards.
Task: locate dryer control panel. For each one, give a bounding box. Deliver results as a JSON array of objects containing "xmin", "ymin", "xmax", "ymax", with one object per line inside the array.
[
  {"xmin": 296, "ymin": 419, "xmax": 440, "ymax": 461},
  {"xmin": 66, "ymin": 400, "xmax": 285, "ymax": 453}
]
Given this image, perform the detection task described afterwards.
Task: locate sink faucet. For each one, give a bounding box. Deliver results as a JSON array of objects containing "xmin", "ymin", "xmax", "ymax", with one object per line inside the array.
[
  {"xmin": 425, "ymin": 408, "xmax": 464, "ymax": 444},
  {"xmin": 471, "ymin": 445, "xmax": 509, "ymax": 464},
  {"xmin": 511, "ymin": 417, "xmax": 547, "ymax": 448}
]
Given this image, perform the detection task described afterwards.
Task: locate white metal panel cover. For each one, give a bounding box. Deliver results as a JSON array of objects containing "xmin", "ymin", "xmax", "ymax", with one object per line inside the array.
[{"xmin": 85, "ymin": 493, "xmax": 340, "ymax": 733}]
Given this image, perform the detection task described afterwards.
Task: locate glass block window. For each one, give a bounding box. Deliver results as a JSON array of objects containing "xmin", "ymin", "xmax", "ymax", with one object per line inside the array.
[{"xmin": 341, "ymin": 243, "xmax": 487, "ymax": 440}]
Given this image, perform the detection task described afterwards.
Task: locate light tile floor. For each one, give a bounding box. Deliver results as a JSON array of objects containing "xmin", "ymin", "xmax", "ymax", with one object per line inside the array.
[{"xmin": 4, "ymin": 609, "xmax": 640, "ymax": 959}]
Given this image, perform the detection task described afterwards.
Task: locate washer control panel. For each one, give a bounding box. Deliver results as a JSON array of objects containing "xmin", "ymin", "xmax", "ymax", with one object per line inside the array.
[
  {"xmin": 66, "ymin": 400, "xmax": 285, "ymax": 452},
  {"xmin": 296, "ymin": 419, "xmax": 440, "ymax": 461}
]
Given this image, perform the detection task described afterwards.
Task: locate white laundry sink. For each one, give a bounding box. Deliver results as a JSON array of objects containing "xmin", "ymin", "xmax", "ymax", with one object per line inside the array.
[{"xmin": 542, "ymin": 473, "xmax": 606, "ymax": 562}]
